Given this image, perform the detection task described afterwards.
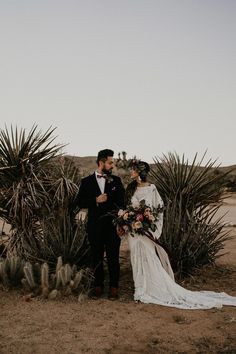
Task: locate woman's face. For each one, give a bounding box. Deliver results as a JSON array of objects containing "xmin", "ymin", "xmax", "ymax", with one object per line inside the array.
[{"xmin": 130, "ymin": 167, "xmax": 139, "ymax": 180}]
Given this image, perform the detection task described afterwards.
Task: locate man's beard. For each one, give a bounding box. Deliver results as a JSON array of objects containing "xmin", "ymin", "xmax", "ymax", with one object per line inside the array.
[{"xmin": 102, "ymin": 167, "xmax": 112, "ymax": 175}]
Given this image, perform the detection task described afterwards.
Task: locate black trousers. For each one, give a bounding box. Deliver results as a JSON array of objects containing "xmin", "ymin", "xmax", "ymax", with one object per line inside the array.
[{"xmin": 88, "ymin": 220, "xmax": 121, "ymax": 288}]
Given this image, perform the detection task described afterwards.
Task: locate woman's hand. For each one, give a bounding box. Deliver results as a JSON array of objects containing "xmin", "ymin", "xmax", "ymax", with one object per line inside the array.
[{"xmin": 117, "ymin": 226, "xmax": 125, "ymax": 237}]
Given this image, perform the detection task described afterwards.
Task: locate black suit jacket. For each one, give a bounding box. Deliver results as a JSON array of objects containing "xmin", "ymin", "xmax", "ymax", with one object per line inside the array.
[{"xmin": 76, "ymin": 173, "xmax": 125, "ymax": 235}]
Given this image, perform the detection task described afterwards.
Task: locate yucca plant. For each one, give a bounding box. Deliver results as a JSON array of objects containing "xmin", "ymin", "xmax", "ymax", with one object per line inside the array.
[
  {"xmin": 0, "ymin": 125, "xmax": 91, "ymax": 269},
  {"xmin": 13, "ymin": 156, "xmax": 90, "ymax": 266},
  {"xmin": 0, "ymin": 125, "xmax": 63, "ymax": 228},
  {"xmin": 13, "ymin": 213, "xmax": 91, "ymax": 267},
  {"xmin": 151, "ymin": 152, "xmax": 235, "ymax": 277}
]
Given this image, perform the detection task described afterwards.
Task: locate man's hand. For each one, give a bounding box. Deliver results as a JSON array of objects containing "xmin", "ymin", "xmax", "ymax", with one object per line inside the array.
[{"xmin": 96, "ymin": 193, "xmax": 108, "ymax": 204}]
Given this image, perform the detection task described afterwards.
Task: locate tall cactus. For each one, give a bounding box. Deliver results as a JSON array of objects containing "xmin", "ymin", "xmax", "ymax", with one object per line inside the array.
[
  {"xmin": 23, "ymin": 262, "xmax": 36, "ymax": 289},
  {"xmin": 0, "ymin": 254, "xmax": 25, "ymax": 286},
  {"xmin": 41, "ymin": 262, "xmax": 49, "ymax": 297},
  {"xmin": 0, "ymin": 259, "xmax": 7, "ymax": 285},
  {"xmin": 0, "ymin": 254, "xmax": 93, "ymax": 299}
]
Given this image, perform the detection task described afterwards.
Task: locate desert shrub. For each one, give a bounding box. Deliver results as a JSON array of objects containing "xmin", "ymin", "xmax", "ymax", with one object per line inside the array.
[
  {"xmin": 0, "ymin": 125, "xmax": 91, "ymax": 268},
  {"xmin": 151, "ymin": 153, "xmax": 233, "ymax": 277}
]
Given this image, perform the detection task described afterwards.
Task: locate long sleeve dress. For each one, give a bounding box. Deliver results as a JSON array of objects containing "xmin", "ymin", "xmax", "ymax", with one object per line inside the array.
[{"xmin": 128, "ymin": 184, "xmax": 236, "ymax": 309}]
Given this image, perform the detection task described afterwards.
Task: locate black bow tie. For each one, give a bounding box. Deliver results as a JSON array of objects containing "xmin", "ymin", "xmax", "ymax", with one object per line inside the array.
[{"xmin": 97, "ymin": 174, "xmax": 107, "ymax": 179}]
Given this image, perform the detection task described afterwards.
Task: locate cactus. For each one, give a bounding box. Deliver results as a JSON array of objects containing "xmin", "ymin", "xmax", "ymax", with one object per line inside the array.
[
  {"xmin": 23, "ymin": 262, "xmax": 36, "ymax": 289},
  {"xmin": 59, "ymin": 266, "xmax": 66, "ymax": 287},
  {"xmin": 0, "ymin": 254, "xmax": 25, "ymax": 286},
  {"xmin": 50, "ymin": 273, "xmax": 56, "ymax": 288},
  {"xmin": 55, "ymin": 271, "xmax": 61, "ymax": 289},
  {"xmin": 0, "ymin": 259, "xmax": 8, "ymax": 286},
  {"xmin": 1, "ymin": 254, "xmax": 92, "ymax": 300},
  {"xmin": 34, "ymin": 263, "xmax": 41, "ymax": 282},
  {"xmin": 41, "ymin": 262, "xmax": 49, "ymax": 297},
  {"xmin": 21, "ymin": 278, "xmax": 31, "ymax": 291},
  {"xmin": 41, "ymin": 263, "xmax": 49, "ymax": 289},
  {"xmin": 73, "ymin": 270, "xmax": 83, "ymax": 289},
  {"xmin": 56, "ymin": 256, "xmax": 63, "ymax": 275},
  {"xmin": 8, "ymin": 255, "xmax": 25, "ymax": 284},
  {"xmin": 71, "ymin": 264, "xmax": 77, "ymax": 277},
  {"xmin": 64, "ymin": 264, "xmax": 72, "ymax": 283},
  {"xmin": 55, "ymin": 256, "xmax": 63, "ymax": 288}
]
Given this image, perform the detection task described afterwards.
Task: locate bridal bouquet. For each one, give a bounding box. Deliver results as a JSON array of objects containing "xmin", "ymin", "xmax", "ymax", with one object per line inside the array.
[{"xmin": 114, "ymin": 199, "xmax": 163, "ymax": 237}]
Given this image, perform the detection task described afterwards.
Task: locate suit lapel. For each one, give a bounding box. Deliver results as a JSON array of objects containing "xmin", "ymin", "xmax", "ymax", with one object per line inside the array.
[
  {"xmin": 104, "ymin": 175, "xmax": 114, "ymax": 194},
  {"xmin": 104, "ymin": 180, "xmax": 109, "ymax": 194},
  {"xmin": 91, "ymin": 173, "xmax": 103, "ymax": 196}
]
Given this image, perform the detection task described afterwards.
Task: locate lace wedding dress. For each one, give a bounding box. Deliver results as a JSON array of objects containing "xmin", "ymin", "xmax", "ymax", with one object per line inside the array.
[{"xmin": 128, "ymin": 184, "xmax": 236, "ymax": 309}]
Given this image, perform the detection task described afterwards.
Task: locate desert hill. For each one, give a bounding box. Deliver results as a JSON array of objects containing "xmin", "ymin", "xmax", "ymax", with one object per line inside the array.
[{"xmin": 65, "ymin": 155, "xmax": 236, "ymax": 189}]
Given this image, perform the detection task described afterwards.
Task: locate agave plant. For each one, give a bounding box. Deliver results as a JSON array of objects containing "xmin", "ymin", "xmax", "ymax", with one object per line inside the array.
[{"xmin": 151, "ymin": 152, "xmax": 235, "ymax": 277}]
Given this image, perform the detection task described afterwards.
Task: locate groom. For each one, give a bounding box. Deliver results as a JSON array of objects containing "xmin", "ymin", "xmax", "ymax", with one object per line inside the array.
[{"xmin": 76, "ymin": 149, "xmax": 125, "ymax": 299}]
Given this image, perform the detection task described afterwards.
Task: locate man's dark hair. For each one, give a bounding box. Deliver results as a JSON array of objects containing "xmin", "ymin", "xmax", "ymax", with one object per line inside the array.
[{"xmin": 96, "ymin": 149, "xmax": 114, "ymax": 165}]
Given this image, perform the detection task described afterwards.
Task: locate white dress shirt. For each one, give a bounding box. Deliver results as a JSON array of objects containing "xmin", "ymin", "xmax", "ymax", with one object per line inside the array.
[{"xmin": 95, "ymin": 171, "xmax": 106, "ymax": 194}]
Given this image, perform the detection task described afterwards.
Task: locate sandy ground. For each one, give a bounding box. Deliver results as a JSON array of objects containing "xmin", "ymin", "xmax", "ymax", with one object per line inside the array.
[{"xmin": 1, "ymin": 197, "xmax": 236, "ymax": 354}]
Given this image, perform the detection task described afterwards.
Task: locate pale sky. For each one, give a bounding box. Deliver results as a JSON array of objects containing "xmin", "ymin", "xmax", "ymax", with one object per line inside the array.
[{"xmin": 0, "ymin": 0, "xmax": 235, "ymax": 165}]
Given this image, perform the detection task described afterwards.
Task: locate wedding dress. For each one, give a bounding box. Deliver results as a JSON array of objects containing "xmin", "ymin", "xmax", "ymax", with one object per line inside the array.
[{"xmin": 128, "ymin": 184, "xmax": 236, "ymax": 309}]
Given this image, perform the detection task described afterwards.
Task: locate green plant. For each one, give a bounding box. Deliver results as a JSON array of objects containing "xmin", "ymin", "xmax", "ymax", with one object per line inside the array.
[
  {"xmin": 0, "ymin": 125, "xmax": 91, "ymax": 268},
  {"xmin": 151, "ymin": 152, "xmax": 233, "ymax": 277},
  {"xmin": 0, "ymin": 254, "xmax": 25, "ymax": 286},
  {"xmin": 22, "ymin": 256, "xmax": 93, "ymax": 299},
  {"xmin": 0, "ymin": 125, "xmax": 62, "ymax": 229}
]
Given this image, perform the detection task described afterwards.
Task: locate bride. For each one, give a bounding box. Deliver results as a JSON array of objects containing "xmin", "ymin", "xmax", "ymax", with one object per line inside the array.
[{"xmin": 119, "ymin": 159, "xmax": 236, "ymax": 309}]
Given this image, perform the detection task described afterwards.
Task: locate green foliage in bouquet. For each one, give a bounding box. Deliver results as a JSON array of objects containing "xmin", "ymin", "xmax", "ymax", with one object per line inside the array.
[
  {"xmin": 113, "ymin": 199, "xmax": 162, "ymax": 237},
  {"xmin": 151, "ymin": 152, "xmax": 234, "ymax": 277}
]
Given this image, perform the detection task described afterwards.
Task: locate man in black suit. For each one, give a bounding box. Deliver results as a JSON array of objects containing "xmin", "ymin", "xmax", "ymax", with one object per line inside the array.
[{"xmin": 76, "ymin": 149, "xmax": 125, "ymax": 299}]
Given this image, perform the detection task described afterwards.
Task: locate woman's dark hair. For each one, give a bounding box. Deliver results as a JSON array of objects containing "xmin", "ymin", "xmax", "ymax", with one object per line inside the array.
[
  {"xmin": 130, "ymin": 160, "xmax": 150, "ymax": 181},
  {"xmin": 96, "ymin": 149, "xmax": 114, "ymax": 165},
  {"xmin": 125, "ymin": 160, "xmax": 150, "ymax": 205},
  {"xmin": 125, "ymin": 180, "xmax": 138, "ymax": 205}
]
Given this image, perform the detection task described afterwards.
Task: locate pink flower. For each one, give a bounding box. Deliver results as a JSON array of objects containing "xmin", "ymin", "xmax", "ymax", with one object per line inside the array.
[{"xmin": 136, "ymin": 214, "xmax": 144, "ymax": 222}]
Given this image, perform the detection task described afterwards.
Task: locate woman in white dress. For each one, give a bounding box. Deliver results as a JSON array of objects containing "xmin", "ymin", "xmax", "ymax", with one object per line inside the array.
[{"xmin": 121, "ymin": 160, "xmax": 236, "ymax": 309}]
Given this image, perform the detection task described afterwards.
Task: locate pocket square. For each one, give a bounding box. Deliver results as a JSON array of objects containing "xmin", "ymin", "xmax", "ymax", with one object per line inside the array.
[{"xmin": 112, "ymin": 187, "xmax": 116, "ymax": 191}]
